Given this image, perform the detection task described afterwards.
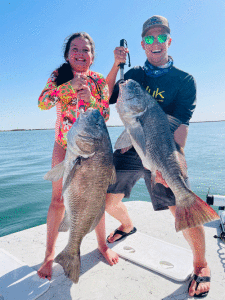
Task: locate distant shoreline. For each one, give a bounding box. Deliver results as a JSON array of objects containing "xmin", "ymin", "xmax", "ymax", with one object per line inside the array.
[
  {"xmin": 0, "ymin": 126, "xmax": 124, "ymax": 132},
  {"xmin": 1, "ymin": 120, "xmax": 225, "ymax": 132}
]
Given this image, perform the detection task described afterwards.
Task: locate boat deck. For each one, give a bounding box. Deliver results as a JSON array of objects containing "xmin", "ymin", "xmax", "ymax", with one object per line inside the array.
[{"xmin": 0, "ymin": 201, "xmax": 224, "ymax": 300}]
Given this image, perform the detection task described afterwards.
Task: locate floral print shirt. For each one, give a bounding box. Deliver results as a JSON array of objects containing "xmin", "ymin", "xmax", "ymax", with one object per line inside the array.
[{"xmin": 38, "ymin": 69, "xmax": 110, "ymax": 150}]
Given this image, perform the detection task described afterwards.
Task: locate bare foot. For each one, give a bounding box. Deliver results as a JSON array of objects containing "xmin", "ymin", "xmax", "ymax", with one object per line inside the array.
[
  {"xmin": 107, "ymin": 225, "xmax": 134, "ymax": 243},
  {"xmin": 37, "ymin": 255, "xmax": 54, "ymax": 280},
  {"xmin": 98, "ymin": 245, "xmax": 119, "ymax": 266},
  {"xmin": 188, "ymin": 264, "xmax": 211, "ymax": 297}
]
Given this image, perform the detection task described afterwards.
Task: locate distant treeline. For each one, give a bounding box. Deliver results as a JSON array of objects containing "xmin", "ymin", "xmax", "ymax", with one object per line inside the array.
[{"xmin": 1, "ymin": 120, "xmax": 225, "ymax": 132}]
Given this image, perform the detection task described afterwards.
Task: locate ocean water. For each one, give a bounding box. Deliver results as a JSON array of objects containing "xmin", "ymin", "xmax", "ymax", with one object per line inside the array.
[{"xmin": 0, "ymin": 122, "xmax": 225, "ymax": 237}]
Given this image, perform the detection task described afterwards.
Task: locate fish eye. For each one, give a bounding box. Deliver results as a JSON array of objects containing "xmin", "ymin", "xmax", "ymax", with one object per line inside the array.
[
  {"xmin": 94, "ymin": 119, "xmax": 101, "ymax": 127},
  {"xmin": 133, "ymin": 87, "xmax": 140, "ymax": 95}
]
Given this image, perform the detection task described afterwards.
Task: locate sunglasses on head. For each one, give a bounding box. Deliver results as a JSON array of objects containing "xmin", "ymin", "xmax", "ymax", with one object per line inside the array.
[{"xmin": 143, "ymin": 34, "xmax": 168, "ymax": 45}]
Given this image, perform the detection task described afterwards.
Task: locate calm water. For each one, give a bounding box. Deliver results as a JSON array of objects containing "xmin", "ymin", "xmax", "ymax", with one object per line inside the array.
[{"xmin": 0, "ymin": 122, "xmax": 225, "ymax": 237}]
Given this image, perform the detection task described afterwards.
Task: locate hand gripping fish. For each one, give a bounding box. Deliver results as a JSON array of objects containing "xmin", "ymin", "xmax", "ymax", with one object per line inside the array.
[
  {"xmin": 115, "ymin": 79, "xmax": 219, "ymax": 232},
  {"xmin": 44, "ymin": 108, "xmax": 116, "ymax": 283}
]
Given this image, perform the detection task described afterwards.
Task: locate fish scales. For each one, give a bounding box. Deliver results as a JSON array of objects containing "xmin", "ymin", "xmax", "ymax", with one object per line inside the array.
[
  {"xmin": 64, "ymin": 153, "xmax": 112, "ymax": 248},
  {"xmin": 44, "ymin": 108, "xmax": 116, "ymax": 283},
  {"xmin": 130, "ymin": 105, "xmax": 188, "ymax": 199},
  {"xmin": 116, "ymin": 79, "xmax": 219, "ymax": 232}
]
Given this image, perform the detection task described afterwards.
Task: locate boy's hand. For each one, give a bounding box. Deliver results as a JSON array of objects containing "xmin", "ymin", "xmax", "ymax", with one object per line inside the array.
[
  {"xmin": 120, "ymin": 146, "xmax": 132, "ymax": 154},
  {"xmin": 114, "ymin": 47, "xmax": 129, "ymax": 67},
  {"xmin": 155, "ymin": 170, "xmax": 169, "ymax": 188}
]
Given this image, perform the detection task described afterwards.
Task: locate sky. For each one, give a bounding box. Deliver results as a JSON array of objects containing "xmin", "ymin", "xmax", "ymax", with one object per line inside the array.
[{"xmin": 0, "ymin": 0, "xmax": 224, "ymax": 130}]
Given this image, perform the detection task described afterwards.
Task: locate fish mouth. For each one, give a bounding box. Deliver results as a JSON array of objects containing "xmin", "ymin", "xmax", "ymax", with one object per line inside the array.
[
  {"xmin": 118, "ymin": 79, "xmax": 140, "ymax": 100},
  {"xmin": 77, "ymin": 134, "xmax": 94, "ymax": 140},
  {"xmin": 118, "ymin": 79, "xmax": 135, "ymax": 90},
  {"xmin": 77, "ymin": 133, "xmax": 101, "ymax": 142}
]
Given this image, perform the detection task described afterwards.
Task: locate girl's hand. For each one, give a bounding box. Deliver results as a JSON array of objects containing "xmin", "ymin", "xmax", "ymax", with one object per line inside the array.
[
  {"xmin": 113, "ymin": 46, "xmax": 129, "ymax": 68},
  {"xmin": 71, "ymin": 74, "xmax": 87, "ymax": 91},
  {"xmin": 77, "ymin": 85, "xmax": 91, "ymax": 103},
  {"xmin": 155, "ymin": 170, "xmax": 169, "ymax": 188},
  {"xmin": 120, "ymin": 146, "xmax": 132, "ymax": 154}
]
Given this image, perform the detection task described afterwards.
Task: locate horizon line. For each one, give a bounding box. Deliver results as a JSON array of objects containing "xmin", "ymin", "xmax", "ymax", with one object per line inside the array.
[{"xmin": 1, "ymin": 120, "xmax": 225, "ymax": 132}]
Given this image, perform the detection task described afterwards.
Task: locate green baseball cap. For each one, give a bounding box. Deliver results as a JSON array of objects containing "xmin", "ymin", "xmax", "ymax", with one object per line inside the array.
[{"xmin": 142, "ymin": 15, "xmax": 170, "ymax": 37}]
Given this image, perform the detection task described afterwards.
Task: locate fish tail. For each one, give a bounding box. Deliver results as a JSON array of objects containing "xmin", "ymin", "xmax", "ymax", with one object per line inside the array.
[
  {"xmin": 175, "ymin": 193, "xmax": 219, "ymax": 232},
  {"xmin": 55, "ymin": 250, "xmax": 80, "ymax": 283}
]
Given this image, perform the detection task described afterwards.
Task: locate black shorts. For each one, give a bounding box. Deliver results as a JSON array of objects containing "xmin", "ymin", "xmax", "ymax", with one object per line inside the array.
[{"xmin": 107, "ymin": 147, "xmax": 190, "ymax": 211}]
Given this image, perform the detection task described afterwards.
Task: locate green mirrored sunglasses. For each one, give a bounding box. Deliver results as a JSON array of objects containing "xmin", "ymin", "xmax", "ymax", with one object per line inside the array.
[{"xmin": 143, "ymin": 34, "xmax": 168, "ymax": 45}]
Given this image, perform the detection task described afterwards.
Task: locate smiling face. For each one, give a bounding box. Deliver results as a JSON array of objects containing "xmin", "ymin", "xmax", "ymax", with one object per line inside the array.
[
  {"xmin": 141, "ymin": 27, "xmax": 172, "ymax": 67},
  {"xmin": 66, "ymin": 37, "xmax": 93, "ymax": 73}
]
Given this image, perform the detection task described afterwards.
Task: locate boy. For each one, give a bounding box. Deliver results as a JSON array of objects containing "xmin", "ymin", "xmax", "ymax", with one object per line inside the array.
[{"xmin": 106, "ymin": 16, "xmax": 210, "ymax": 298}]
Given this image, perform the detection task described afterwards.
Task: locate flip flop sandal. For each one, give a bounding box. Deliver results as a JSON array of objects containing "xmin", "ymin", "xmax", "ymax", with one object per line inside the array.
[
  {"xmin": 107, "ymin": 227, "xmax": 137, "ymax": 243},
  {"xmin": 188, "ymin": 274, "xmax": 211, "ymax": 298}
]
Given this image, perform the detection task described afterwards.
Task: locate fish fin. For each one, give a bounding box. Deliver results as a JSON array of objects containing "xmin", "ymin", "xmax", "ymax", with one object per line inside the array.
[
  {"xmin": 167, "ymin": 115, "xmax": 186, "ymax": 176},
  {"xmin": 114, "ymin": 130, "xmax": 132, "ymax": 150},
  {"xmin": 55, "ymin": 250, "xmax": 80, "ymax": 284},
  {"xmin": 110, "ymin": 166, "xmax": 117, "ymax": 185},
  {"xmin": 150, "ymin": 171, "xmax": 156, "ymax": 189},
  {"xmin": 167, "ymin": 115, "xmax": 182, "ymax": 134},
  {"xmin": 44, "ymin": 161, "xmax": 65, "ymax": 181},
  {"xmin": 62, "ymin": 157, "xmax": 85, "ymax": 195},
  {"xmin": 128, "ymin": 121, "xmax": 146, "ymax": 155},
  {"xmin": 58, "ymin": 211, "xmax": 70, "ymax": 232},
  {"xmin": 175, "ymin": 192, "xmax": 219, "ymax": 232},
  {"xmin": 88, "ymin": 204, "xmax": 105, "ymax": 233},
  {"xmin": 175, "ymin": 143, "xmax": 188, "ymax": 179}
]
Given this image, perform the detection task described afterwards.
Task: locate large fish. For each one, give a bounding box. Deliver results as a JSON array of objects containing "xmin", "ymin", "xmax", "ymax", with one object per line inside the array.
[
  {"xmin": 44, "ymin": 108, "xmax": 116, "ymax": 283},
  {"xmin": 115, "ymin": 79, "xmax": 219, "ymax": 232}
]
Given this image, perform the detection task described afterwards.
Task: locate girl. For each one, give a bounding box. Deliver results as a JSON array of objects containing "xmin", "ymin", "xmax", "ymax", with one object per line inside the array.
[{"xmin": 37, "ymin": 32, "xmax": 120, "ymax": 280}]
